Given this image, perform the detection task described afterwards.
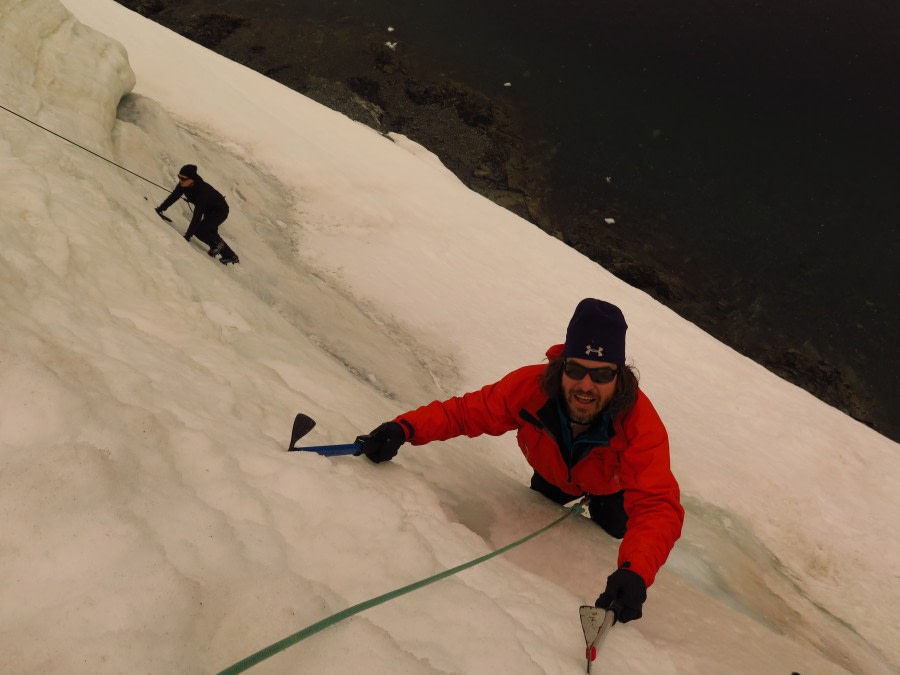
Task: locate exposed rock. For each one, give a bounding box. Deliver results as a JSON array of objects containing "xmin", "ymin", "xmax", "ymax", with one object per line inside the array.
[{"xmin": 112, "ymin": 0, "xmax": 880, "ymax": 434}]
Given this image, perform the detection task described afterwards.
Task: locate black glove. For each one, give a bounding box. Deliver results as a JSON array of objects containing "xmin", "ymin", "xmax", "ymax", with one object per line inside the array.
[
  {"xmin": 356, "ymin": 421, "xmax": 406, "ymax": 463},
  {"xmin": 595, "ymin": 567, "xmax": 647, "ymax": 623}
]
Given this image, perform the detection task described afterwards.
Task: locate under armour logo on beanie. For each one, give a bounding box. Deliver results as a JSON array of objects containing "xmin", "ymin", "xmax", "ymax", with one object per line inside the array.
[{"xmin": 563, "ymin": 298, "xmax": 628, "ymax": 365}]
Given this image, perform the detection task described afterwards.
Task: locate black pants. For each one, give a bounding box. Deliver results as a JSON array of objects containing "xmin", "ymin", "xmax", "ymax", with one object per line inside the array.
[
  {"xmin": 189, "ymin": 207, "xmax": 236, "ymax": 258},
  {"xmin": 529, "ymin": 471, "xmax": 628, "ymax": 539}
]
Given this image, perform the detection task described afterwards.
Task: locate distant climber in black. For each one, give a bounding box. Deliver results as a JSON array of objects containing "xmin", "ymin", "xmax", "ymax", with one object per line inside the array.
[{"xmin": 156, "ymin": 164, "xmax": 240, "ymax": 265}]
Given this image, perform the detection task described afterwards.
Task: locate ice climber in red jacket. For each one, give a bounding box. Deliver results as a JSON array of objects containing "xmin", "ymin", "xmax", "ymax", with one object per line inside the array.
[{"xmin": 357, "ymin": 298, "xmax": 684, "ymax": 622}]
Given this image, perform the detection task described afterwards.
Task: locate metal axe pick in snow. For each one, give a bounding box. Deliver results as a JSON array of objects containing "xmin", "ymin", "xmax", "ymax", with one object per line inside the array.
[
  {"xmin": 579, "ymin": 601, "xmax": 621, "ymax": 673},
  {"xmin": 288, "ymin": 413, "xmax": 316, "ymax": 450}
]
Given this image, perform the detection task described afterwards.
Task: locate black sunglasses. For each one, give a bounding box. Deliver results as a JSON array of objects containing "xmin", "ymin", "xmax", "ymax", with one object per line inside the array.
[
  {"xmin": 563, "ymin": 360, "xmax": 618, "ymax": 384},
  {"xmin": 178, "ymin": 175, "xmax": 191, "ymax": 181}
]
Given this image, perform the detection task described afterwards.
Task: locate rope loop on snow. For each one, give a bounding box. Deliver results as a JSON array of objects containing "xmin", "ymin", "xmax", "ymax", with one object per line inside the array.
[{"xmin": 217, "ymin": 498, "xmax": 589, "ymax": 674}]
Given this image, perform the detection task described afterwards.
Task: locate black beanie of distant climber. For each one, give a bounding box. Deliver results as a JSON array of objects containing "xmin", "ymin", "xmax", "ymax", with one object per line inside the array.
[
  {"xmin": 562, "ymin": 299, "xmax": 628, "ymax": 365},
  {"xmin": 179, "ymin": 164, "xmax": 198, "ymax": 179}
]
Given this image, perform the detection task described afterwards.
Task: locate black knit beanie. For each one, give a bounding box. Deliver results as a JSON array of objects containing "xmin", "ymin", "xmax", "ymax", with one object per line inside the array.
[{"xmin": 562, "ymin": 299, "xmax": 628, "ymax": 365}]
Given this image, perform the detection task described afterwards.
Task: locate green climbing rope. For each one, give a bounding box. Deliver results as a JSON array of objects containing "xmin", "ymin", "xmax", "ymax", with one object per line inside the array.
[{"xmin": 218, "ymin": 500, "xmax": 586, "ymax": 674}]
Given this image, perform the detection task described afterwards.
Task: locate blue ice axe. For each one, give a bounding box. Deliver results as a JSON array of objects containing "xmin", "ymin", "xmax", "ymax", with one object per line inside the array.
[{"xmin": 287, "ymin": 413, "xmax": 363, "ymax": 456}]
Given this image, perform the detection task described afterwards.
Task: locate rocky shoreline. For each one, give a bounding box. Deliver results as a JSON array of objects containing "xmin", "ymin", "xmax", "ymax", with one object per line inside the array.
[{"xmin": 116, "ymin": 0, "xmax": 882, "ymax": 436}]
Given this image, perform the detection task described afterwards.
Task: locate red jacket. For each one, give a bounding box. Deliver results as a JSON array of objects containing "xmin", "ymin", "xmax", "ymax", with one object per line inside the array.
[{"xmin": 396, "ymin": 346, "xmax": 684, "ymax": 587}]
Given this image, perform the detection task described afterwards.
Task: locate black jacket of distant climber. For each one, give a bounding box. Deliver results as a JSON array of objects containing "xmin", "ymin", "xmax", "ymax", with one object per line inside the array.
[{"xmin": 158, "ymin": 175, "xmax": 229, "ymax": 241}]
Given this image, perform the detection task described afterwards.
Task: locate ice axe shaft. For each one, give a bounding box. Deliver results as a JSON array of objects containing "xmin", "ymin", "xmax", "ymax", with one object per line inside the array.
[{"xmin": 290, "ymin": 442, "xmax": 361, "ymax": 456}]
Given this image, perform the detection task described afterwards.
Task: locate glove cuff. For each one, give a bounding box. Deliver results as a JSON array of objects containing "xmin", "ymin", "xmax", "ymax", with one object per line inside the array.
[{"xmin": 396, "ymin": 418, "xmax": 414, "ymax": 440}]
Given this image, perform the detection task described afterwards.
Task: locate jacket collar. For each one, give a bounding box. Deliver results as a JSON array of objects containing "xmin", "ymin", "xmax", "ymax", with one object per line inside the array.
[{"xmin": 529, "ymin": 396, "xmax": 613, "ymax": 468}]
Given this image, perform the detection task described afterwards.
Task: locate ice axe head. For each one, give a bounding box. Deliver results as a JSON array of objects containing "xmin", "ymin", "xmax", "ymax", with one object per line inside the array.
[{"xmin": 289, "ymin": 414, "xmax": 316, "ymax": 450}]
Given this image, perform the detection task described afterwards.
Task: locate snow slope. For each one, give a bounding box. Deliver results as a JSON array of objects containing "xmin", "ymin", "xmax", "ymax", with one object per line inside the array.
[{"xmin": 0, "ymin": 0, "xmax": 897, "ymax": 671}]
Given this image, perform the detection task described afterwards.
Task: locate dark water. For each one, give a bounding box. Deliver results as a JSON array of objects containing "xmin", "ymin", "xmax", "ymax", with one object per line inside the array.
[{"xmin": 248, "ymin": 0, "xmax": 899, "ymax": 440}]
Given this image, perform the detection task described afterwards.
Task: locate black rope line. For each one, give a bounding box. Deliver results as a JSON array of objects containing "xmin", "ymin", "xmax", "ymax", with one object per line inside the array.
[{"xmin": 2, "ymin": 102, "xmax": 171, "ymax": 193}]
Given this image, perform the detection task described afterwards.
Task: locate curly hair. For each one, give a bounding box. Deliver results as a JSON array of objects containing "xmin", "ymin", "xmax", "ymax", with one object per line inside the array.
[{"xmin": 539, "ymin": 356, "xmax": 639, "ymax": 421}]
